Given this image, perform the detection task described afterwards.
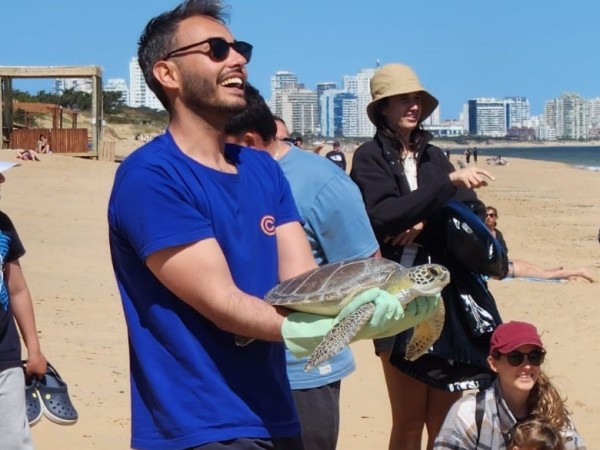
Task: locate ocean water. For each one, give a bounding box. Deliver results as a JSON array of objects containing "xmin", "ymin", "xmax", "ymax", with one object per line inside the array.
[{"xmin": 472, "ymin": 146, "xmax": 600, "ymax": 172}]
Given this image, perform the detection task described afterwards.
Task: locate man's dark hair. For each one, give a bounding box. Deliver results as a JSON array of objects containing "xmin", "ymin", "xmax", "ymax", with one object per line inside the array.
[
  {"xmin": 225, "ymin": 83, "xmax": 277, "ymax": 143},
  {"xmin": 137, "ymin": 0, "xmax": 228, "ymax": 111},
  {"xmin": 294, "ymin": 136, "xmax": 303, "ymax": 144}
]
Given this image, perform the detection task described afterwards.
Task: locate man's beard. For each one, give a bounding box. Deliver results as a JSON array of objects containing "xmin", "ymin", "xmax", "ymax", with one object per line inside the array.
[{"xmin": 179, "ymin": 67, "xmax": 246, "ymax": 118}]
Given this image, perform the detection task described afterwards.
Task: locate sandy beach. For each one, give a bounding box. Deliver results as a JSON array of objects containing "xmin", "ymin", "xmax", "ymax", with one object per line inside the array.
[{"xmin": 0, "ymin": 148, "xmax": 597, "ymax": 449}]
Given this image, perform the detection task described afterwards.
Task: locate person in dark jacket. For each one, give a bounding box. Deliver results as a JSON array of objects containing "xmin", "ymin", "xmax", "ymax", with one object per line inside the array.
[{"xmin": 350, "ymin": 63, "xmax": 496, "ymax": 450}]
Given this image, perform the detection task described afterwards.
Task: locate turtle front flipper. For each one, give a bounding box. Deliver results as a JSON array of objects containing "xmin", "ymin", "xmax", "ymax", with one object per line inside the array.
[
  {"xmin": 404, "ymin": 301, "xmax": 446, "ymax": 361},
  {"xmin": 304, "ymin": 303, "xmax": 375, "ymax": 371}
]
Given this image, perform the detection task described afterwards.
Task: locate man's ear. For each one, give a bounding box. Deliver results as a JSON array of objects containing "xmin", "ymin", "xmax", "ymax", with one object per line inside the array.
[
  {"xmin": 487, "ymin": 355, "xmax": 498, "ymax": 373},
  {"xmin": 242, "ymin": 132, "xmax": 258, "ymax": 148},
  {"xmin": 153, "ymin": 60, "xmax": 180, "ymax": 91}
]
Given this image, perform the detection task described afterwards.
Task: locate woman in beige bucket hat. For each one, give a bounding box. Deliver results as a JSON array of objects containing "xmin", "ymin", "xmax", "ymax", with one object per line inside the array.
[{"xmin": 350, "ymin": 63, "xmax": 496, "ymax": 450}]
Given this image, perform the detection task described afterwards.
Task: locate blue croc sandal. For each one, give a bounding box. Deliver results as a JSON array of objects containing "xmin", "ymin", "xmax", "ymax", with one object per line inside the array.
[
  {"xmin": 25, "ymin": 376, "xmax": 43, "ymax": 426},
  {"xmin": 37, "ymin": 362, "xmax": 78, "ymax": 425}
]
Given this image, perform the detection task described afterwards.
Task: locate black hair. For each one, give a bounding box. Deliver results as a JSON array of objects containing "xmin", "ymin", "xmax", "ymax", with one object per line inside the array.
[
  {"xmin": 137, "ymin": 0, "xmax": 228, "ymax": 111},
  {"xmin": 224, "ymin": 83, "xmax": 277, "ymax": 143}
]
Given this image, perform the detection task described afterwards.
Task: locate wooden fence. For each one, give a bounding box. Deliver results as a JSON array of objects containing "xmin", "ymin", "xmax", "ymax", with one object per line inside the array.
[{"xmin": 9, "ymin": 128, "xmax": 89, "ymax": 153}]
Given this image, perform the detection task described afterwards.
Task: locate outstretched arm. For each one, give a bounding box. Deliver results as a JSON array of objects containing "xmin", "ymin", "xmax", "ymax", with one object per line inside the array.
[{"xmin": 6, "ymin": 260, "xmax": 47, "ymax": 378}]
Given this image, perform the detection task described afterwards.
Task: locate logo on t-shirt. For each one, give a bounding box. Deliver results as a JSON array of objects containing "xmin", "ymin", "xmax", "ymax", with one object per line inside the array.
[{"xmin": 260, "ymin": 215, "xmax": 276, "ymax": 236}]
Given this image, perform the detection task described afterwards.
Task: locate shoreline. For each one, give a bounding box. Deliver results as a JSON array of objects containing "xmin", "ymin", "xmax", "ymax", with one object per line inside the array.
[{"xmin": 432, "ymin": 139, "xmax": 600, "ymax": 150}]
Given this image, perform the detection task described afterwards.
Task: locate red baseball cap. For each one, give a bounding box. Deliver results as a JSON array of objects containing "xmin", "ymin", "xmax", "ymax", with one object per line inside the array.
[{"xmin": 489, "ymin": 321, "xmax": 544, "ymax": 355}]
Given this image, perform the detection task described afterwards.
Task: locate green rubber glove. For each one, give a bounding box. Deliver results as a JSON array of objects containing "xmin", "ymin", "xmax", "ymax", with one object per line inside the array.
[
  {"xmin": 370, "ymin": 294, "xmax": 442, "ymax": 339},
  {"xmin": 281, "ymin": 313, "xmax": 335, "ymax": 358},
  {"xmin": 281, "ymin": 287, "xmax": 406, "ymax": 357}
]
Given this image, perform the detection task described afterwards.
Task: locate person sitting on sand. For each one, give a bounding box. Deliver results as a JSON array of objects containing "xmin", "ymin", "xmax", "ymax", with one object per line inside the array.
[
  {"xmin": 434, "ymin": 321, "xmax": 586, "ymax": 450},
  {"xmin": 485, "ymin": 206, "xmax": 595, "ymax": 283},
  {"xmin": 35, "ymin": 134, "xmax": 51, "ymax": 154}
]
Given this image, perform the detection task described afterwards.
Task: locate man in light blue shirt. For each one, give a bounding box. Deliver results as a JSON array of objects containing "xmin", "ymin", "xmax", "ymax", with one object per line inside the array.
[{"xmin": 226, "ymin": 85, "xmax": 379, "ymax": 450}]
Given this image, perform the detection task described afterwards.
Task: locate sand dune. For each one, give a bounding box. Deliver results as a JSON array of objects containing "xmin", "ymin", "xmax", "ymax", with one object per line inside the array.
[{"xmin": 0, "ymin": 149, "xmax": 596, "ymax": 449}]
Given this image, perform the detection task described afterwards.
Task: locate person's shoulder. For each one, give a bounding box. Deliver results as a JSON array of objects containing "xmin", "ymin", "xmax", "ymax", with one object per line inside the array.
[
  {"xmin": 352, "ymin": 139, "xmax": 381, "ymax": 162},
  {"xmin": 0, "ymin": 210, "xmax": 15, "ymax": 229},
  {"xmin": 118, "ymin": 132, "xmax": 172, "ymax": 171}
]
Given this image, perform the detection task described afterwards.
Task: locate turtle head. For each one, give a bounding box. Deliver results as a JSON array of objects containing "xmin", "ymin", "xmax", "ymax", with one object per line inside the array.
[
  {"xmin": 407, "ymin": 264, "xmax": 450, "ymax": 295},
  {"xmin": 385, "ymin": 263, "xmax": 450, "ymax": 299}
]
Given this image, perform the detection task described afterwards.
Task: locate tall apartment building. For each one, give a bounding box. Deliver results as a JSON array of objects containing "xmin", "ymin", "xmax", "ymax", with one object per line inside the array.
[
  {"xmin": 53, "ymin": 78, "xmax": 93, "ymax": 95},
  {"xmin": 505, "ymin": 96, "xmax": 530, "ymax": 128},
  {"xmin": 588, "ymin": 98, "xmax": 600, "ymax": 139},
  {"xmin": 422, "ymin": 106, "xmax": 441, "ymax": 126},
  {"xmin": 543, "ymin": 93, "xmax": 589, "ymax": 140},
  {"xmin": 128, "ymin": 57, "xmax": 164, "ymax": 110},
  {"xmin": 104, "ymin": 78, "xmax": 129, "ymax": 105},
  {"xmin": 320, "ymin": 90, "xmax": 358, "ymax": 138},
  {"xmin": 467, "ymin": 98, "xmax": 508, "ymax": 137},
  {"xmin": 269, "ymin": 71, "xmax": 301, "ymax": 123},
  {"xmin": 343, "ymin": 68, "xmax": 376, "ymax": 137},
  {"xmin": 281, "ymin": 89, "xmax": 319, "ymax": 136},
  {"xmin": 316, "ymin": 82, "xmax": 337, "ymax": 123}
]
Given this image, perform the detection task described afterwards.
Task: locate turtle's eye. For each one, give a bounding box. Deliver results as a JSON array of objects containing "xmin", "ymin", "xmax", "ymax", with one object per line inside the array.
[{"xmin": 428, "ymin": 267, "xmax": 440, "ymax": 277}]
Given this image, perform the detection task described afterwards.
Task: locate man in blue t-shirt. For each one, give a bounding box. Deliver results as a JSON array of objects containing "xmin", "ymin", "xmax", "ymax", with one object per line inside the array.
[
  {"xmin": 225, "ymin": 84, "xmax": 439, "ymax": 450},
  {"xmin": 109, "ymin": 4, "xmax": 420, "ymax": 450}
]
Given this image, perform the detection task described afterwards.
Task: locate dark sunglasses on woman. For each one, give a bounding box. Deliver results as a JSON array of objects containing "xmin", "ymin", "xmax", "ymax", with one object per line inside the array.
[
  {"xmin": 497, "ymin": 349, "xmax": 546, "ymax": 367},
  {"xmin": 164, "ymin": 37, "xmax": 253, "ymax": 62}
]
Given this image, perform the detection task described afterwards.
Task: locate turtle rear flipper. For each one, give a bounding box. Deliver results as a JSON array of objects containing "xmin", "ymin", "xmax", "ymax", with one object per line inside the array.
[
  {"xmin": 304, "ymin": 303, "xmax": 375, "ymax": 371},
  {"xmin": 404, "ymin": 301, "xmax": 445, "ymax": 361}
]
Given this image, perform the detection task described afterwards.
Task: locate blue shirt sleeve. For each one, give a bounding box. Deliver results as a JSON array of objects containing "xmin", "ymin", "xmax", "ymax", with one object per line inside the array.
[{"xmin": 110, "ymin": 164, "xmax": 214, "ymax": 261}]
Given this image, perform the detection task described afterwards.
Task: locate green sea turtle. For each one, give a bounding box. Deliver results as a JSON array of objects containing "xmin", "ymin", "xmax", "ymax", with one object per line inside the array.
[{"xmin": 265, "ymin": 258, "xmax": 450, "ymax": 371}]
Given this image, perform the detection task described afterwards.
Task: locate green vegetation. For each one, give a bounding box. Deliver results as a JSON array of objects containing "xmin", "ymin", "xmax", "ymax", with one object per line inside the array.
[{"xmin": 12, "ymin": 89, "xmax": 168, "ymax": 129}]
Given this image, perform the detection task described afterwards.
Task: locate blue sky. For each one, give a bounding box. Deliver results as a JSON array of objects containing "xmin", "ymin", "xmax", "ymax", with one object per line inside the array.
[{"xmin": 2, "ymin": 0, "xmax": 598, "ymax": 118}]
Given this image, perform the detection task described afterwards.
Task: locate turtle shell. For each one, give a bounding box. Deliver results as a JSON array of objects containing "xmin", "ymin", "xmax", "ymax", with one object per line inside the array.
[{"xmin": 264, "ymin": 258, "xmax": 405, "ymax": 316}]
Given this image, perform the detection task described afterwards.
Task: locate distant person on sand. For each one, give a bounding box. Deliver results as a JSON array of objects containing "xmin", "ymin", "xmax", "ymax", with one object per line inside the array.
[
  {"xmin": 35, "ymin": 134, "xmax": 51, "ymax": 154},
  {"xmin": 325, "ymin": 141, "xmax": 347, "ymax": 171},
  {"xmin": 108, "ymin": 2, "xmax": 422, "ymax": 448},
  {"xmin": 473, "ymin": 147, "xmax": 478, "ymax": 163},
  {"xmin": 225, "ymin": 85, "xmax": 433, "ymax": 450},
  {"xmin": 465, "ymin": 147, "xmax": 472, "ymax": 163},
  {"xmin": 485, "ymin": 206, "xmax": 595, "ymax": 282},
  {"xmin": 16, "ymin": 150, "xmax": 40, "ymax": 162},
  {"xmin": 294, "ymin": 136, "xmax": 303, "ymax": 148}
]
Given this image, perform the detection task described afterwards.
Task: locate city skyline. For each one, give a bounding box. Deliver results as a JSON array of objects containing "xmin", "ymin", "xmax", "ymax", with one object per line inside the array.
[{"xmin": 2, "ymin": 0, "xmax": 599, "ymax": 118}]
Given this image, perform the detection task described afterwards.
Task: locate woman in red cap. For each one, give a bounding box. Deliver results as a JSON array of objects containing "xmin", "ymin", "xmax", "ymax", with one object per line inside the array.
[{"xmin": 433, "ymin": 321, "xmax": 586, "ymax": 449}]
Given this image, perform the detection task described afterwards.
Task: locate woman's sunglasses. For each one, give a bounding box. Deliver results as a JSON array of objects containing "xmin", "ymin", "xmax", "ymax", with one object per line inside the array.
[
  {"xmin": 499, "ymin": 349, "xmax": 546, "ymax": 367},
  {"xmin": 164, "ymin": 37, "xmax": 253, "ymax": 63},
  {"xmin": 486, "ymin": 212, "xmax": 497, "ymax": 218}
]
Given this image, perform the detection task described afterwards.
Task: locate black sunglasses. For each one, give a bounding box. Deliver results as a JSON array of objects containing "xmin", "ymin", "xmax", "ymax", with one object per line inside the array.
[
  {"xmin": 500, "ymin": 349, "xmax": 546, "ymax": 367},
  {"xmin": 164, "ymin": 37, "xmax": 253, "ymax": 62},
  {"xmin": 486, "ymin": 212, "xmax": 497, "ymax": 217}
]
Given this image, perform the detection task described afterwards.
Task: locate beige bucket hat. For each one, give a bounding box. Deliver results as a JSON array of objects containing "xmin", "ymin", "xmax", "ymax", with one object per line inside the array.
[{"xmin": 367, "ymin": 63, "xmax": 439, "ymax": 125}]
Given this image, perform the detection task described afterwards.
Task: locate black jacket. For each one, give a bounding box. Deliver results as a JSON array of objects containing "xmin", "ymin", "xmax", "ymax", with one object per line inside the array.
[{"xmin": 350, "ymin": 131, "xmax": 483, "ymax": 263}]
